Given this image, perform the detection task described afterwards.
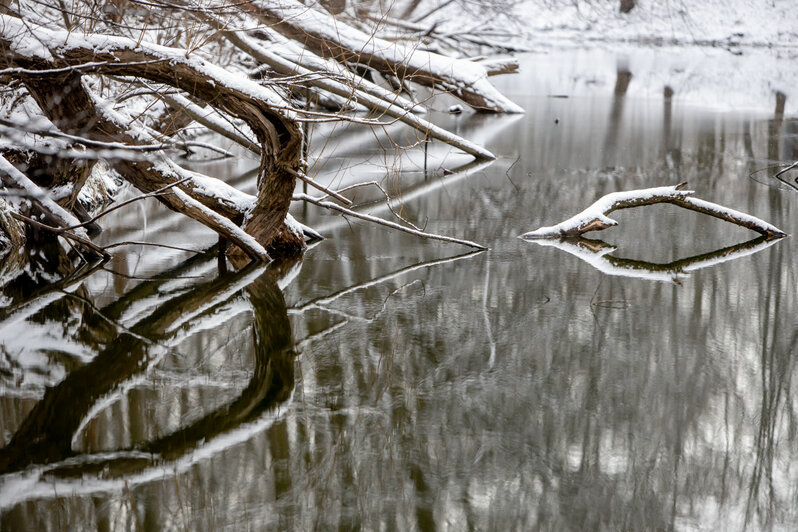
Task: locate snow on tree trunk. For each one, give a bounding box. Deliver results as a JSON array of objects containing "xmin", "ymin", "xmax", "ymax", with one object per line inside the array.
[
  {"xmin": 0, "ymin": 0, "xmax": 520, "ymax": 261},
  {"xmin": 0, "ymin": 14, "xmax": 303, "ymax": 260}
]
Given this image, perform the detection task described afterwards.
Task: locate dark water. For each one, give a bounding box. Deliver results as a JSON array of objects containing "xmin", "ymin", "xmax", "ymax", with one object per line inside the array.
[{"xmin": 1, "ymin": 48, "xmax": 797, "ymax": 530}]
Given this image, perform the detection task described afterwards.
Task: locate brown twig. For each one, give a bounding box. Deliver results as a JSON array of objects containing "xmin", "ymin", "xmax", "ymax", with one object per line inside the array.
[
  {"xmin": 10, "ymin": 212, "xmax": 110, "ymax": 259},
  {"xmin": 64, "ymin": 177, "xmax": 192, "ymax": 232}
]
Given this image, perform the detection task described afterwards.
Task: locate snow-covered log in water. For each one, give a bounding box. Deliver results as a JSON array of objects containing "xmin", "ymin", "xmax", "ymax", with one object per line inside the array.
[
  {"xmin": 0, "ymin": 13, "xmax": 304, "ymax": 260},
  {"xmin": 520, "ymin": 183, "xmax": 787, "ymax": 239},
  {"xmin": 0, "ymin": 0, "xmax": 519, "ymax": 263}
]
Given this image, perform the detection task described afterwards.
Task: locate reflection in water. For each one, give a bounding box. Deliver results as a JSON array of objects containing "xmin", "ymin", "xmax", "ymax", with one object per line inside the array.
[
  {"xmin": 1, "ymin": 49, "xmax": 798, "ymax": 529},
  {"xmin": 526, "ymin": 235, "xmax": 784, "ymax": 283},
  {"xmin": 0, "ymin": 251, "xmax": 297, "ymax": 526}
]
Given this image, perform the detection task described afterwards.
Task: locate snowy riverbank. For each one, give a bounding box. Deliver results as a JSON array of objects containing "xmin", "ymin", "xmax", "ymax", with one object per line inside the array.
[{"xmin": 412, "ymin": 0, "xmax": 798, "ymax": 116}]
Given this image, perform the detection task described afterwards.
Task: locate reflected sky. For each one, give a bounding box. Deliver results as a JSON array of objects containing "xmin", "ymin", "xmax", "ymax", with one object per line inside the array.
[{"xmin": 2, "ymin": 48, "xmax": 798, "ymax": 530}]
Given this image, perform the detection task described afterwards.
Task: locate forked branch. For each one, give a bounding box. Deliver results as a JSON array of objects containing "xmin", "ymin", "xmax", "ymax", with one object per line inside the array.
[{"xmin": 520, "ymin": 183, "xmax": 787, "ymax": 239}]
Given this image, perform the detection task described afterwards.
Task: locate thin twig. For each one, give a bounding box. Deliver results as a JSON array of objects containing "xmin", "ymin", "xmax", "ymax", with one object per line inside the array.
[
  {"xmin": 0, "ymin": 59, "xmax": 170, "ymax": 77},
  {"xmin": 0, "ymin": 118, "xmax": 171, "ymax": 152},
  {"xmin": 317, "ymin": 180, "xmax": 423, "ymax": 231},
  {"xmin": 10, "ymin": 212, "xmax": 110, "ymax": 259},
  {"xmin": 285, "ymin": 168, "xmax": 352, "ymax": 206},
  {"xmin": 102, "ymin": 241, "xmax": 204, "ymax": 254},
  {"xmin": 295, "ymin": 193, "xmax": 486, "ymax": 250},
  {"xmin": 64, "ymin": 177, "xmax": 192, "ymax": 232}
]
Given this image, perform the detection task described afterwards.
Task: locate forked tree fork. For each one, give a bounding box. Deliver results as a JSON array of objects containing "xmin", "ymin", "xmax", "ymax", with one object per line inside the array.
[{"xmin": 520, "ymin": 183, "xmax": 787, "ymax": 240}]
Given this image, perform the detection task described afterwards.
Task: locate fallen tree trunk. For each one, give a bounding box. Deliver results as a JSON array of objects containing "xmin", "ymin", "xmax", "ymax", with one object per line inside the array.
[
  {"xmin": 0, "ymin": 14, "xmax": 303, "ymax": 260},
  {"xmin": 1, "ymin": 1, "xmax": 508, "ymax": 263}
]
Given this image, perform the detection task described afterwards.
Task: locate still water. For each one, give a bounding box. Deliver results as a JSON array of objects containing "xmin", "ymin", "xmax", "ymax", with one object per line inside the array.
[{"xmin": 1, "ymin": 48, "xmax": 797, "ymax": 530}]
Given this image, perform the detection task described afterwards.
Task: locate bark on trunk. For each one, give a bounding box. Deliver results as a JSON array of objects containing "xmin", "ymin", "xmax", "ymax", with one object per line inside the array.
[{"xmin": 0, "ymin": 16, "xmax": 305, "ymax": 260}]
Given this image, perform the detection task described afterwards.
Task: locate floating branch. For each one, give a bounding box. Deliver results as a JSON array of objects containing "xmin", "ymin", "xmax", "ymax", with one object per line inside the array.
[
  {"xmin": 519, "ymin": 183, "xmax": 787, "ymax": 239},
  {"xmin": 527, "ymin": 236, "xmax": 782, "ymax": 283}
]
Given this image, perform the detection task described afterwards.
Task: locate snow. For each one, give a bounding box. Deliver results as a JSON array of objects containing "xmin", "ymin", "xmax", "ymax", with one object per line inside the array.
[
  {"xmin": 256, "ymin": 0, "xmax": 523, "ymax": 113},
  {"xmin": 285, "ymin": 212, "xmax": 322, "ymax": 241},
  {"xmin": 1, "ymin": 16, "xmax": 53, "ymax": 60},
  {"xmin": 170, "ymin": 187, "xmax": 270, "ymax": 261},
  {"xmin": 0, "ymin": 14, "xmax": 295, "ymax": 119},
  {"xmin": 416, "ymin": 0, "xmax": 798, "ymax": 115},
  {"xmin": 77, "ymin": 161, "xmax": 125, "ymax": 209},
  {"xmin": 681, "ymin": 197, "xmax": 786, "ymax": 236},
  {"xmin": 0, "ymin": 155, "xmax": 88, "ymax": 237},
  {"xmin": 161, "ymin": 93, "xmax": 259, "ymax": 152},
  {"xmin": 155, "ymin": 160, "xmax": 257, "ymax": 213},
  {"xmin": 519, "ymin": 185, "xmax": 785, "ymax": 239},
  {"xmin": 415, "ymin": 0, "xmax": 798, "ymax": 50},
  {"xmin": 520, "ymin": 185, "xmax": 690, "ymax": 238},
  {"xmin": 259, "ymin": 26, "xmax": 420, "ymax": 114},
  {"xmin": 511, "ymin": 0, "xmax": 798, "ymax": 49}
]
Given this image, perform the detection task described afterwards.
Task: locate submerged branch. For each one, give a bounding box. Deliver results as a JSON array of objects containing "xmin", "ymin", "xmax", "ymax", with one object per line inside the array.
[
  {"xmin": 294, "ymin": 192, "xmax": 487, "ymax": 250},
  {"xmin": 220, "ymin": 28, "xmax": 496, "ymax": 160}
]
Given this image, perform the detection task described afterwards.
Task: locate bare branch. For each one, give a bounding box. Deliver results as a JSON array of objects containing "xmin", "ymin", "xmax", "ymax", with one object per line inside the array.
[
  {"xmin": 285, "ymin": 168, "xmax": 351, "ymax": 206},
  {"xmin": 10, "ymin": 212, "xmax": 109, "ymax": 259},
  {"xmin": 64, "ymin": 177, "xmax": 192, "ymax": 232},
  {"xmin": 294, "ymin": 192, "xmax": 487, "ymax": 250}
]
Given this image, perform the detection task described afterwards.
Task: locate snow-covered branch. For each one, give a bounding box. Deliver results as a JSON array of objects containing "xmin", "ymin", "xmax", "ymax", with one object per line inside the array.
[
  {"xmin": 248, "ymin": 0, "xmax": 524, "ymax": 113},
  {"xmin": 520, "ymin": 183, "xmax": 787, "ymax": 239},
  {"xmin": 0, "ymin": 0, "xmax": 521, "ymax": 263},
  {"xmin": 220, "ymin": 29, "xmax": 497, "ymax": 160}
]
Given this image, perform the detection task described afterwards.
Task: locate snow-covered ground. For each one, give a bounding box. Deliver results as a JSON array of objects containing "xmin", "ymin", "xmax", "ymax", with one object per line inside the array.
[
  {"xmin": 511, "ymin": 0, "xmax": 798, "ymax": 48},
  {"xmin": 491, "ymin": 45, "xmax": 798, "ymax": 115},
  {"xmin": 419, "ymin": 0, "xmax": 798, "ymax": 49},
  {"xmin": 414, "ymin": 0, "xmax": 798, "ymax": 115}
]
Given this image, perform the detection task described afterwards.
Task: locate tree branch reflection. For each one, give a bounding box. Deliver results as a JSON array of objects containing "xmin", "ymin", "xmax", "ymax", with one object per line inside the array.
[
  {"xmin": 0, "ymin": 255, "xmax": 296, "ymax": 491},
  {"xmin": 527, "ymin": 235, "xmax": 783, "ymax": 283}
]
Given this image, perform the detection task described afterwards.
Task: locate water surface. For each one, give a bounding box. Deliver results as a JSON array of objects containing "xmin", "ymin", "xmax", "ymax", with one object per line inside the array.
[{"xmin": 1, "ymin": 48, "xmax": 797, "ymax": 530}]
